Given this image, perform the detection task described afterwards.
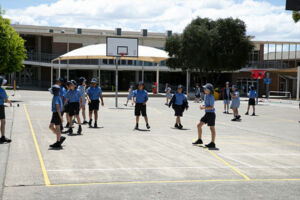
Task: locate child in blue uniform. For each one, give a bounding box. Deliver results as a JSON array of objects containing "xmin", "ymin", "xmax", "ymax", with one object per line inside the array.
[
  {"xmin": 49, "ymin": 84, "xmax": 66, "ymax": 148},
  {"xmin": 133, "ymin": 81, "xmax": 150, "ymax": 130},
  {"xmin": 245, "ymin": 86, "xmax": 257, "ymax": 116},
  {"xmin": 0, "ymin": 77, "xmax": 12, "ymax": 144},
  {"xmin": 86, "ymin": 78, "xmax": 104, "ymax": 128},
  {"xmin": 230, "ymin": 85, "xmax": 241, "ymax": 121},
  {"xmin": 193, "ymin": 83, "xmax": 216, "ymax": 148},
  {"xmin": 64, "ymin": 80, "xmax": 82, "ymax": 134},
  {"xmin": 169, "ymin": 85, "xmax": 189, "ymax": 129},
  {"xmin": 78, "ymin": 77, "xmax": 88, "ymax": 124},
  {"xmin": 125, "ymin": 86, "xmax": 134, "ymax": 106},
  {"xmin": 165, "ymin": 83, "xmax": 172, "ymax": 106},
  {"xmin": 194, "ymin": 83, "xmax": 201, "ymax": 103},
  {"xmin": 223, "ymin": 82, "xmax": 231, "ymax": 114},
  {"xmin": 56, "ymin": 77, "xmax": 66, "ymax": 131}
]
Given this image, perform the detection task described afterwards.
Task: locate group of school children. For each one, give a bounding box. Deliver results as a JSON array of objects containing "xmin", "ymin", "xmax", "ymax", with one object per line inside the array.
[{"xmin": 223, "ymin": 81, "xmax": 257, "ymax": 121}]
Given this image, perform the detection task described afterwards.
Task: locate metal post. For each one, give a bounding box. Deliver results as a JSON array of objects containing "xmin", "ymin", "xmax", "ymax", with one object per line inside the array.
[
  {"xmin": 142, "ymin": 61, "xmax": 145, "ymax": 82},
  {"xmin": 256, "ymin": 79, "xmax": 259, "ymax": 105},
  {"xmin": 115, "ymin": 57, "xmax": 119, "ymax": 108},
  {"xmin": 274, "ymin": 44, "xmax": 277, "ymax": 68},
  {"xmin": 156, "ymin": 63, "xmax": 159, "ymax": 94},
  {"xmin": 267, "ymin": 43, "xmax": 270, "ymax": 68},
  {"xmin": 98, "ymin": 59, "xmax": 101, "ymax": 85},
  {"xmin": 295, "ymin": 44, "xmax": 297, "ymax": 68},
  {"xmin": 288, "ymin": 43, "xmax": 290, "ymax": 67},
  {"xmin": 297, "ymin": 66, "xmax": 300, "ymax": 101},
  {"xmin": 266, "ymin": 72, "xmax": 269, "ymax": 99},
  {"xmin": 58, "ymin": 59, "xmax": 61, "ymax": 78},
  {"xmin": 67, "ymin": 64, "xmax": 69, "ymax": 81},
  {"xmin": 281, "ymin": 43, "xmax": 283, "ymax": 68},
  {"xmin": 50, "ymin": 61, "xmax": 53, "ymax": 87}
]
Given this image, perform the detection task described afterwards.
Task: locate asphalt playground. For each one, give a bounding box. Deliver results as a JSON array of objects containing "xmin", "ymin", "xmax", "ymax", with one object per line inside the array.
[{"xmin": 1, "ymin": 90, "xmax": 300, "ymax": 200}]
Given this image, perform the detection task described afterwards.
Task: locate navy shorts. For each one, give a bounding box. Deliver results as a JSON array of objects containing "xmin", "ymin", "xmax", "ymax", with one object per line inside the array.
[
  {"xmin": 248, "ymin": 98, "xmax": 255, "ymax": 106},
  {"xmin": 173, "ymin": 105, "xmax": 184, "ymax": 117},
  {"xmin": 50, "ymin": 112, "xmax": 61, "ymax": 125},
  {"xmin": 0, "ymin": 105, "xmax": 5, "ymax": 119},
  {"xmin": 201, "ymin": 112, "xmax": 216, "ymax": 126},
  {"xmin": 69, "ymin": 102, "xmax": 80, "ymax": 116},
  {"xmin": 135, "ymin": 103, "xmax": 147, "ymax": 116},
  {"xmin": 89, "ymin": 100, "xmax": 100, "ymax": 111}
]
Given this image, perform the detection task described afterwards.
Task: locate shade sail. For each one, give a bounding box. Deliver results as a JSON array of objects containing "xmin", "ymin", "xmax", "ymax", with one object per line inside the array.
[{"xmin": 53, "ymin": 43, "xmax": 169, "ymax": 63}]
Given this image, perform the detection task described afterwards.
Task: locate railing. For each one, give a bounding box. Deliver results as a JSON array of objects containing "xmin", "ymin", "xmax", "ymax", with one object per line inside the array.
[
  {"xmin": 25, "ymin": 52, "xmax": 61, "ymax": 63},
  {"xmin": 246, "ymin": 60, "xmax": 295, "ymax": 69}
]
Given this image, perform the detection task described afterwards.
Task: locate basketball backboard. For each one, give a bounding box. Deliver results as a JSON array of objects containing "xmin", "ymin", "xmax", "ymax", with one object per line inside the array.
[{"xmin": 106, "ymin": 37, "xmax": 138, "ymax": 57}]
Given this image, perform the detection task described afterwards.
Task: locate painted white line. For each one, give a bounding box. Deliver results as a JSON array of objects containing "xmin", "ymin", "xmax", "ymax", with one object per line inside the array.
[{"xmin": 219, "ymin": 153, "xmax": 300, "ymax": 156}]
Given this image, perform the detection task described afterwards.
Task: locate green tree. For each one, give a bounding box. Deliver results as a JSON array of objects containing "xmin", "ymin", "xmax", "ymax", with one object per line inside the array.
[
  {"xmin": 165, "ymin": 17, "xmax": 253, "ymax": 83},
  {"xmin": 0, "ymin": 6, "xmax": 26, "ymax": 74},
  {"xmin": 292, "ymin": 11, "xmax": 300, "ymax": 23}
]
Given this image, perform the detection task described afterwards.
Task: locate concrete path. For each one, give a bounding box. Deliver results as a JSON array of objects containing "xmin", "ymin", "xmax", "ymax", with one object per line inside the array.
[{"xmin": 1, "ymin": 90, "xmax": 300, "ymax": 200}]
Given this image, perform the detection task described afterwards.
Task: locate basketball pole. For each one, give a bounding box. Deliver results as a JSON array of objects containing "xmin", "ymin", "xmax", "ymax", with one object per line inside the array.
[{"xmin": 115, "ymin": 57, "xmax": 119, "ymax": 108}]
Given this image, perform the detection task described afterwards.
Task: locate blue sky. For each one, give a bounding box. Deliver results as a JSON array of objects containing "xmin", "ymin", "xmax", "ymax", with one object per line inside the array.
[{"xmin": 1, "ymin": 0, "xmax": 299, "ymax": 41}]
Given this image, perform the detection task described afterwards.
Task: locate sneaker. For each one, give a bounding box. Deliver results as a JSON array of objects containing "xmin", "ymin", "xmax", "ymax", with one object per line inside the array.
[
  {"xmin": 88, "ymin": 119, "xmax": 92, "ymax": 127},
  {"xmin": 205, "ymin": 142, "xmax": 216, "ymax": 148},
  {"xmin": 135, "ymin": 124, "xmax": 139, "ymax": 130},
  {"xmin": 236, "ymin": 115, "xmax": 241, "ymax": 119},
  {"xmin": 94, "ymin": 122, "xmax": 98, "ymax": 128},
  {"xmin": 223, "ymin": 111, "xmax": 226, "ymax": 114},
  {"xmin": 252, "ymin": 113, "xmax": 255, "ymax": 116},
  {"xmin": 77, "ymin": 125, "xmax": 82, "ymax": 135},
  {"xmin": 60, "ymin": 136, "xmax": 66, "ymax": 145},
  {"xmin": 165, "ymin": 103, "xmax": 168, "ymax": 106},
  {"xmin": 146, "ymin": 123, "xmax": 150, "ymax": 129},
  {"xmin": 60, "ymin": 124, "xmax": 64, "ymax": 131},
  {"xmin": 192, "ymin": 139, "xmax": 203, "ymax": 145},
  {"xmin": 82, "ymin": 120, "xmax": 88, "ymax": 124},
  {"xmin": 49, "ymin": 142, "xmax": 62, "ymax": 148},
  {"xmin": 231, "ymin": 118, "xmax": 237, "ymax": 121},
  {"xmin": 245, "ymin": 112, "xmax": 249, "ymax": 115},
  {"xmin": 174, "ymin": 123, "xmax": 178, "ymax": 128},
  {"xmin": 65, "ymin": 122, "xmax": 69, "ymax": 128},
  {"xmin": 178, "ymin": 124, "xmax": 183, "ymax": 129},
  {"xmin": 68, "ymin": 128, "xmax": 73, "ymax": 135},
  {"xmin": 226, "ymin": 111, "xmax": 229, "ymax": 114},
  {"xmin": 0, "ymin": 136, "xmax": 12, "ymax": 143}
]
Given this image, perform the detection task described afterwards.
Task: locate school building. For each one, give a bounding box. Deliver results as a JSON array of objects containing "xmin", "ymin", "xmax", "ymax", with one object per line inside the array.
[{"xmin": 10, "ymin": 24, "xmax": 300, "ymax": 98}]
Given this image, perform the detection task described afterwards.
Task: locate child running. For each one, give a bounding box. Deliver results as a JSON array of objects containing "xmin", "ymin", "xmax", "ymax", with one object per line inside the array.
[
  {"xmin": 0, "ymin": 77, "xmax": 12, "ymax": 144},
  {"xmin": 86, "ymin": 78, "xmax": 104, "ymax": 128},
  {"xmin": 78, "ymin": 77, "xmax": 88, "ymax": 124},
  {"xmin": 230, "ymin": 85, "xmax": 241, "ymax": 121},
  {"xmin": 64, "ymin": 80, "xmax": 82, "ymax": 134},
  {"xmin": 223, "ymin": 82, "xmax": 231, "ymax": 114},
  {"xmin": 164, "ymin": 83, "xmax": 172, "ymax": 106},
  {"xmin": 49, "ymin": 84, "xmax": 66, "ymax": 148},
  {"xmin": 124, "ymin": 86, "xmax": 134, "ymax": 106},
  {"xmin": 192, "ymin": 83, "xmax": 216, "ymax": 148},
  {"xmin": 133, "ymin": 81, "xmax": 150, "ymax": 130},
  {"xmin": 245, "ymin": 86, "xmax": 257, "ymax": 116},
  {"xmin": 168, "ymin": 85, "xmax": 189, "ymax": 129}
]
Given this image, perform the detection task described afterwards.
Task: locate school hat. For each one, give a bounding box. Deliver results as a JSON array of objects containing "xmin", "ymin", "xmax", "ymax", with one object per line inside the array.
[
  {"xmin": 232, "ymin": 85, "xmax": 237, "ymax": 89},
  {"xmin": 203, "ymin": 83, "xmax": 214, "ymax": 94},
  {"xmin": 226, "ymin": 81, "xmax": 230, "ymax": 85},
  {"xmin": 91, "ymin": 78, "xmax": 98, "ymax": 84},
  {"xmin": 49, "ymin": 84, "xmax": 60, "ymax": 96},
  {"xmin": 70, "ymin": 80, "xmax": 77, "ymax": 86},
  {"xmin": 137, "ymin": 81, "xmax": 144, "ymax": 86},
  {"xmin": 78, "ymin": 77, "xmax": 86, "ymax": 85},
  {"xmin": 177, "ymin": 85, "xmax": 183, "ymax": 89},
  {"xmin": 250, "ymin": 85, "xmax": 255, "ymax": 90},
  {"xmin": 56, "ymin": 77, "xmax": 64, "ymax": 83},
  {"xmin": 66, "ymin": 81, "xmax": 72, "ymax": 86},
  {"xmin": 0, "ymin": 76, "xmax": 7, "ymax": 86}
]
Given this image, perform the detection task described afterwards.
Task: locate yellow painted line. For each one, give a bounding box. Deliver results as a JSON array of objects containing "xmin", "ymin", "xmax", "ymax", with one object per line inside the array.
[
  {"xmin": 205, "ymin": 149, "xmax": 250, "ymax": 180},
  {"xmin": 49, "ymin": 178, "xmax": 300, "ymax": 187},
  {"xmin": 24, "ymin": 104, "xmax": 51, "ymax": 186}
]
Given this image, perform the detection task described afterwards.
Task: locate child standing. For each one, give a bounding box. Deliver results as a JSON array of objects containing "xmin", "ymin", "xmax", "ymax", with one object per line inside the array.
[
  {"xmin": 164, "ymin": 83, "xmax": 172, "ymax": 106},
  {"xmin": 49, "ymin": 84, "xmax": 66, "ymax": 148},
  {"xmin": 78, "ymin": 77, "xmax": 88, "ymax": 124},
  {"xmin": 86, "ymin": 78, "xmax": 104, "ymax": 128},
  {"xmin": 124, "ymin": 86, "xmax": 134, "ymax": 106},
  {"xmin": 194, "ymin": 83, "xmax": 201, "ymax": 103},
  {"xmin": 133, "ymin": 81, "xmax": 150, "ymax": 130},
  {"xmin": 223, "ymin": 82, "xmax": 231, "ymax": 114},
  {"xmin": 168, "ymin": 85, "xmax": 189, "ymax": 129},
  {"xmin": 192, "ymin": 83, "xmax": 216, "ymax": 148},
  {"xmin": 230, "ymin": 85, "xmax": 241, "ymax": 121},
  {"xmin": 0, "ymin": 77, "xmax": 12, "ymax": 144},
  {"xmin": 64, "ymin": 80, "xmax": 82, "ymax": 134},
  {"xmin": 56, "ymin": 77, "xmax": 66, "ymax": 131},
  {"xmin": 245, "ymin": 86, "xmax": 257, "ymax": 116}
]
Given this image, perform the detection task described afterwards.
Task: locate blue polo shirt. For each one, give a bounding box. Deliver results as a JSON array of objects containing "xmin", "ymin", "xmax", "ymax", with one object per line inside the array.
[
  {"xmin": 248, "ymin": 90, "xmax": 257, "ymax": 99},
  {"xmin": 87, "ymin": 86, "xmax": 102, "ymax": 100},
  {"xmin": 195, "ymin": 87, "xmax": 200, "ymax": 95},
  {"xmin": 60, "ymin": 86, "xmax": 66, "ymax": 102},
  {"xmin": 204, "ymin": 94, "xmax": 215, "ymax": 113},
  {"xmin": 174, "ymin": 92, "xmax": 186, "ymax": 105},
  {"xmin": 0, "ymin": 87, "xmax": 8, "ymax": 105},
  {"xmin": 78, "ymin": 85, "xmax": 86, "ymax": 97},
  {"xmin": 65, "ymin": 89, "xmax": 81, "ymax": 103},
  {"xmin": 133, "ymin": 89, "xmax": 148, "ymax": 103},
  {"xmin": 52, "ymin": 95, "xmax": 63, "ymax": 112}
]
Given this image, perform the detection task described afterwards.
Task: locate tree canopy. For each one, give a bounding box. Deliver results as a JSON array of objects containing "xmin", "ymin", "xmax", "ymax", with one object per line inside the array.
[
  {"xmin": 165, "ymin": 17, "xmax": 254, "ymax": 74},
  {"xmin": 292, "ymin": 11, "xmax": 300, "ymax": 23},
  {"xmin": 0, "ymin": 6, "xmax": 26, "ymax": 74}
]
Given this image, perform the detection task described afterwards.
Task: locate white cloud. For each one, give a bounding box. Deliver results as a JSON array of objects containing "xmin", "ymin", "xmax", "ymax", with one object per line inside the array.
[{"xmin": 4, "ymin": 0, "xmax": 300, "ymax": 41}]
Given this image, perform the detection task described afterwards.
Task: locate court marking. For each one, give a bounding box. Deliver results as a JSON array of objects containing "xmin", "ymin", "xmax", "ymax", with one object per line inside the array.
[
  {"xmin": 24, "ymin": 104, "xmax": 51, "ymax": 186},
  {"xmin": 48, "ymin": 178, "xmax": 300, "ymax": 187},
  {"xmin": 205, "ymin": 149, "xmax": 250, "ymax": 180}
]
